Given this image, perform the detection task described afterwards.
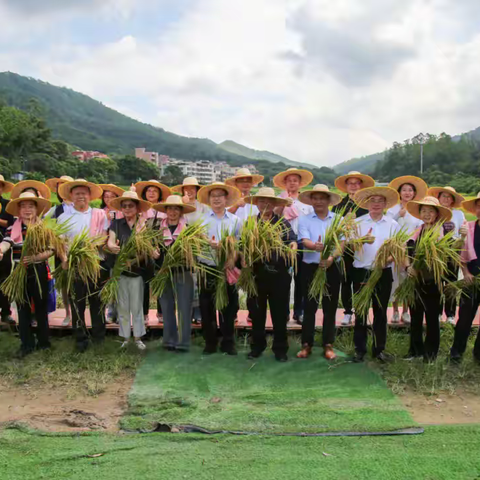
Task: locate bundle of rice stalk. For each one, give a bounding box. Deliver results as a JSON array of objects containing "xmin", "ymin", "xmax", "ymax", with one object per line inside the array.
[
  {"xmin": 1, "ymin": 218, "xmax": 71, "ymax": 305},
  {"xmin": 444, "ymin": 275, "xmax": 480, "ymax": 301},
  {"xmin": 353, "ymin": 227, "xmax": 410, "ymax": 318},
  {"xmin": 308, "ymin": 211, "xmax": 346, "ymax": 302},
  {"xmin": 53, "ymin": 230, "xmax": 105, "ymax": 294},
  {"xmin": 150, "ymin": 222, "xmax": 216, "ymax": 298},
  {"xmin": 101, "ymin": 224, "xmax": 163, "ymax": 306},
  {"xmin": 394, "ymin": 226, "xmax": 462, "ymax": 306}
]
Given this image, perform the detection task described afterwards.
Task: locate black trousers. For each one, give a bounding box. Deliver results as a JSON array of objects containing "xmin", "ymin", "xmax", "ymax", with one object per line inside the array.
[
  {"xmin": 340, "ymin": 252, "xmax": 354, "ymax": 315},
  {"xmin": 353, "ymin": 267, "xmax": 393, "ymax": 356},
  {"xmin": 451, "ymin": 288, "xmax": 480, "ymax": 360},
  {"xmin": 409, "ymin": 281, "xmax": 442, "ymax": 360},
  {"xmin": 143, "ymin": 284, "xmax": 161, "ymax": 316},
  {"xmin": 302, "ymin": 262, "xmax": 341, "ymax": 347},
  {"xmin": 69, "ymin": 269, "xmax": 108, "ymax": 350},
  {"xmin": 443, "ymin": 268, "xmax": 458, "ymax": 318},
  {"xmin": 292, "ymin": 248, "xmax": 304, "ymax": 318},
  {"xmin": 250, "ymin": 267, "xmax": 290, "ymax": 356},
  {"xmin": 18, "ymin": 263, "xmax": 50, "ymax": 354},
  {"xmin": 0, "ymin": 260, "xmax": 12, "ymax": 319},
  {"xmin": 200, "ymin": 270, "xmax": 239, "ymax": 353}
]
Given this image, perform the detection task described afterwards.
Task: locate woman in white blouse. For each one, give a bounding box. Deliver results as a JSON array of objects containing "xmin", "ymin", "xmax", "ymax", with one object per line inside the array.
[{"xmin": 387, "ymin": 176, "xmax": 428, "ymax": 324}]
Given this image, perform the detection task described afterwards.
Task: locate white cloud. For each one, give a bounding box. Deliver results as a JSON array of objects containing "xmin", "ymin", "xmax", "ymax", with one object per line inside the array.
[{"xmin": 2, "ymin": 0, "xmax": 480, "ymax": 167}]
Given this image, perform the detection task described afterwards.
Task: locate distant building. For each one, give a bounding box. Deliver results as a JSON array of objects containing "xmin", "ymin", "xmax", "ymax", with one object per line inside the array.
[
  {"xmin": 72, "ymin": 150, "xmax": 110, "ymax": 162},
  {"xmin": 135, "ymin": 148, "xmax": 159, "ymax": 165}
]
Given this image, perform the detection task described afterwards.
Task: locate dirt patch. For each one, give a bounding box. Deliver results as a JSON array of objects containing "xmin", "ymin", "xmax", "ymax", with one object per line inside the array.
[
  {"xmin": 0, "ymin": 376, "xmax": 133, "ymax": 432},
  {"xmin": 400, "ymin": 389, "xmax": 480, "ymax": 425}
]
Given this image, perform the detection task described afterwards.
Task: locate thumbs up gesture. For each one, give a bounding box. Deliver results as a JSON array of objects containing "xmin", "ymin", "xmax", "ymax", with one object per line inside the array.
[
  {"xmin": 364, "ymin": 227, "xmax": 375, "ymax": 244},
  {"xmin": 210, "ymin": 235, "xmax": 219, "ymax": 249},
  {"xmin": 459, "ymin": 221, "xmax": 468, "ymax": 238},
  {"xmin": 314, "ymin": 235, "xmax": 324, "ymax": 252},
  {"xmin": 399, "ymin": 206, "xmax": 407, "ymax": 218},
  {"xmin": 129, "ymin": 183, "xmax": 136, "ymax": 192}
]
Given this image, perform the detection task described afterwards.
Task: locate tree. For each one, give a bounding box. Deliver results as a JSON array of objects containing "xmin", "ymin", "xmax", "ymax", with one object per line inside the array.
[
  {"xmin": 115, "ymin": 155, "xmax": 160, "ymax": 184},
  {"xmin": 77, "ymin": 157, "xmax": 118, "ymax": 184},
  {"xmin": 161, "ymin": 165, "xmax": 183, "ymax": 186}
]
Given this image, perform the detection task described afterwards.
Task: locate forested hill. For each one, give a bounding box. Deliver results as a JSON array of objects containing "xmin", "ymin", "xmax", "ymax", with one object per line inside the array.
[{"xmin": 0, "ymin": 71, "xmax": 253, "ymax": 164}]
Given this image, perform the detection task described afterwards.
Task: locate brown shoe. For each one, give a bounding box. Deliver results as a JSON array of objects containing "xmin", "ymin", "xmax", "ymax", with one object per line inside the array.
[
  {"xmin": 324, "ymin": 344, "xmax": 337, "ymax": 360},
  {"xmin": 296, "ymin": 344, "xmax": 312, "ymax": 359}
]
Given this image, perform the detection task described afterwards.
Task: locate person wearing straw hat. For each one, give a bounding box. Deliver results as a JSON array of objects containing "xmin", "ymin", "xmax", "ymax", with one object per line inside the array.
[
  {"xmin": 387, "ymin": 176, "xmax": 427, "ymax": 325},
  {"xmin": 0, "ymin": 175, "xmax": 15, "ymax": 325},
  {"xmin": 171, "ymin": 177, "xmax": 208, "ymax": 223},
  {"xmin": 57, "ymin": 179, "xmax": 109, "ymax": 352},
  {"xmin": 404, "ymin": 196, "xmax": 459, "ymax": 361},
  {"xmin": 152, "ymin": 195, "xmax": 197, "ymax": 352},
  {"xmin": 273, "ymin": 167, "xmax": 314, "ymax": 326},
  {"xmin": 451, "ymin": 193, "xmax": 480, "ymax": 364},
  {"xmin": 134, "ymin": 180, "xmax": 171, "ymax": 325},
  {"xmin": 242, "ymin": 187, "xmax": 297, "ymax": 362},
  {"xmin": 226, "ymin": 168, "xmax": 264, "ymax": 221},
  {"xmin": 296, "ymin": 185, "xmax": 344, "ymax": 360},
  {"xmin": 10, "ymin": 180, "xmax": 51, "ymax": 200},
  {"xmin": 0, "ymin": 192, "xmax": 52, "ymax": 357},
  {"xmin": 107, "ymin": 191, "xmax": 154, "ymax": 350},
  {"xmin": 333, "ymin": 171, "xmax": 375, "ymax": 327},
  {"xmin": 197, "ymin": 182, "xmax": 242, "ymax": 355},
  {"xmin": 351, "ymin": 186, "xmax": 400, "ymax": 363}
]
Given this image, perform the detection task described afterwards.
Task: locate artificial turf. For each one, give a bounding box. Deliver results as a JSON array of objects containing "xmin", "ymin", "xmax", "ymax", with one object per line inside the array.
[
  {"xmin": 1, "ymin": 425, "xmax": 480, "ymax": 480},
  {"xmin": 122, "ymin": 346, "xmax": 414, "ymax": 433}
]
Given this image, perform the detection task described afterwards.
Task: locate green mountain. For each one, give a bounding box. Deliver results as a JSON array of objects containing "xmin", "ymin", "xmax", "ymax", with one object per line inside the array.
[
  {"xmin": 333, "ymin": 151, "xmax": 386, "ymax": 175},
  {"xmin": 218, "ymin": 140, "xmax": 313, "ymax": 168}
]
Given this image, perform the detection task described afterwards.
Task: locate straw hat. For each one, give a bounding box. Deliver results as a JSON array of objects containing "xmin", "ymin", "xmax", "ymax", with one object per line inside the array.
[
  {"xmin": 197, "ymin": 182, "xmax": 242, "ymax": 207},
  {"xmin": 273, "ymin": 168, "xmax": 313, "ymax": 189},
  {"xmin": 225, "ymin": 168, "xmax": 264, "ymax": 187},
  {"xmin": 58, "ymin": 179, "xmax": 103, "ymax": 202},
  {"xmin": 461, "ymin": 193, "xmax": 480, "ymax": 215},
  {"xmin": 11, "ymin": 180, "xmax": 51, "ymax": 200},
  {"xmin": 98, "ymin": 184, "xmax": 125, "ymax": 197},
  {"xmin": 134, "ymin": 180, "xmax": 171, "ymax": 201},
  {"xmin": 353, "ymin": 186, "xmax": 400, "ymax": 210},
  {"xmin": 427, "ymin": 186, "xmax": 465, "ymax": 208},
  {"xmin": 0, "ymin": 175, "xmax": 14, "ymax": 193},
  {"xmin": 388, "ymin": 176, "xmax": 428, "ymax": 202},
  {"xmin": 153, "ymin": 195, "xmax": 196, "ymax": 214},
  {"xmin": 335, "ymin": 171, "xmax": 375, "ymax": 193},
  {"xmin": 406, "ymin": 196, "xmax": 452, "ymax": 222},
  {"xmin": 6, "ymin": 192, "xmax": 51, "ymax": 217},
  {"xmin": 45, "ymin": 176, "xmax": 74, "ymax": 192},
  {"xmin": 299, "ymin": 184, "xmax": 342, "ymax": 207},
  {"xmin": 109, "ymin": 191, "xmax": 151, "ymax": 213},
  {"xmin": 171, "ymin": 177, "xmax": 202, "ymax": 194},
  {"xmin": 243, "ymin": 187, "xmax": 292, "ymax": 207}
]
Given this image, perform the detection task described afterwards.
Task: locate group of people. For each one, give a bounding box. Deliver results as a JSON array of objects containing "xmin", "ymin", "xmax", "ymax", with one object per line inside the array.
[{"xmin": 0, "ymin": 166, "xmax": 479, "ymax": 365}]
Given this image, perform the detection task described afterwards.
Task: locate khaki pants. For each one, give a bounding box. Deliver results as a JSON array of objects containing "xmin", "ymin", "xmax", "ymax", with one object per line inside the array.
[{"xmin": 118, "ymin": 275, "xmax": 145, "ymax": 339}]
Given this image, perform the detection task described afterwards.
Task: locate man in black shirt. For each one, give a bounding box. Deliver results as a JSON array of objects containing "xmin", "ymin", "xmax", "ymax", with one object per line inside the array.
[{"xmin": 332, "ymin": 171, "xmax": 374, "ymax": 326}]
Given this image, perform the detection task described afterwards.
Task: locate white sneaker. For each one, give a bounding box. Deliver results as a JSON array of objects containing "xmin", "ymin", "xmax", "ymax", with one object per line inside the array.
[
  {"xmin": 447, "ymin": 316, "xmax": 456, "ymax": 325},
  {"xmin": 341, "ymin": 314, "xmax": 353, "ymax": 326},
  {"xmin": 402, "ymin": 312, "xmax": 411, "ymax": 325},
  {"xmin": 61, "ymin": 316, "xmax": 71, "ymax": 327},
  {"xmin": 120, "ymin": 341, "xmax": 129, "ymax": 349},
  {"xmin": 391, "ymin": 312, "xmax": 400, "ymax": 324},
  {"xmin": 135, "ymin": 340, "xmax": 146, "ymax": 350}
]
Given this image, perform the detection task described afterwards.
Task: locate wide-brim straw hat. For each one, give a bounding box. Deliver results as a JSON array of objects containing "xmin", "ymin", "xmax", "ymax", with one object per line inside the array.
[
  {"xmin": 0, "ymin": 175, "xmax": 14, "ymax": 193},
  {"xmin": 58, "ymin": 179, "xmax": 103, "ymax": 202},
  {"xmin": 461, "ymin": 193, "xmax": 480, "ymax": 215},
  {"xmin": 6, "ymin": 192, "xmax": 51, "ymax": 217},
  {"xmin": 45, "ymin": 176, "xmax": 74, "ymax": 192},
  {"xmin": 299, "ymin": 184, "xmax": 342, "ymax": 206},
  {"xmin": 225, "ymin": 168, "xmax": 264, "ymax": 187},
  {"xmin": 134, "ymin": 180, "xmax": 171, "ymax": 201},
  {"xmin": 353, "ymin": 186, "xmax": 400, "ymax": 210},
  {"xmin": 171, "ymin": 177, "xmax": 202, "ymax": 194},
  {"xmin": 243, "ymin": 187, "xmax": 291, "ymax": 207},
  {"xmin": 273, "ymin": 168, "xmax": 313, "ymax": 189},
  {"xmin": 197, "ymin": 182, "xmax": 242, "ymax": 207},
  {"xmin": 388, "ymin": 176, "xmax": 428, "ymax": 201},
  {"xmin": 427, "ymin": 186, "xmax": 465, "ymax": 208},
  {"xmin": 153, "ymin": 195, "xmax": 196, "ymax": 214},
  {"xmin": 335, "ymin": 171, "xmax": 375, "ymax": 193},
  {"xmin": 11, "ymin": 180, "xmax": 51, "ymax": 200},
  {"xmin": 406, "ymin": 196, "xmax": 453, "ymax": 222},
  {"xmin": 109, "ymin": 191, "xmax": 151, "ymax": 213},
  {"xmin": 98, "ymin": 184, "xmax": 125, "ymax": 197}
]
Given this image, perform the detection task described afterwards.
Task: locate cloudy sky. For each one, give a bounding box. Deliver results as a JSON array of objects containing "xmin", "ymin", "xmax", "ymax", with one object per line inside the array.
[{"xmin": 1, "ymin": 0, "xmax": 480, "ymax": 167}]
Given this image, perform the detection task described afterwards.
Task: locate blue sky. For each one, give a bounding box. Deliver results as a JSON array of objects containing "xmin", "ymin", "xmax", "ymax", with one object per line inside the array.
[{"xmin": 1, "ymin": 0, "xmax": 480, "ymax": 167}]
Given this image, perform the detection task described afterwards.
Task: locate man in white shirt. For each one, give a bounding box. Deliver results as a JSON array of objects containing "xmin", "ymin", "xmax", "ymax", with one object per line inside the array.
[
  {"xmin": 351, "ymin": 186, "xmax": 400, "ymax": 363},
  {"xmin": 57, "ymin": 179, "xmax": 108, "ymax": 353}
]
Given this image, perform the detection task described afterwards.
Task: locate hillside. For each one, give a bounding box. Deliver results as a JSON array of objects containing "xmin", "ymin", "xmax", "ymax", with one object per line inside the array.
[
  {"xmin": 218, "ymin": 140, "xmax": 313, "ymax": 168},
  {"xmin": 0, "ymin": 72, "xmax": 253, "ymax": 165},
  {"xmin": 333, "ymin": 151, "xmax": 386, "ymax": 174}
]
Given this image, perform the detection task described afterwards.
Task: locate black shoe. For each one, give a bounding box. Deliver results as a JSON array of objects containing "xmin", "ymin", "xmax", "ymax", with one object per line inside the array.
[
  {"xmin": 223, "ymin": 348, "xmax": 237, "ymax": 356},
  {"xmin": 175, "ymin": 348, "xmax": 188, "ymax": 353},
  {"xmin": 202, "ymin": 348, "xmax": 216, "ymax": 355},
  {"xmin": 15, "ymin": 348, "xmax": 33, "ymax": 359},
  {"xmin": 353, "ymin": 352, "xmax": 365, "ymax": 363},
  {"xmin": 164, "ymin": 346, "xmax": 176, "ymax": 352},
  {"xmin": 1, "ymin": 315, "xmax": 15, "ymax": 325},
  {"xmin": 76, "ymin": 342, "xmax": 89, "ymax": 353},
  {"xmin": 374, "ymin": 352, "xmax": 393, "ymax": 363},
  {"xmin": 275, "ymin": 354, "xmax": 288, "ymax": 363},
  {"xmin": 247, "ymin": 351, "xmax": 261, "ymax": 360},
  {"xmin": 293, "ymin": 314, "xmax": 303, "ymax": 325}
]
